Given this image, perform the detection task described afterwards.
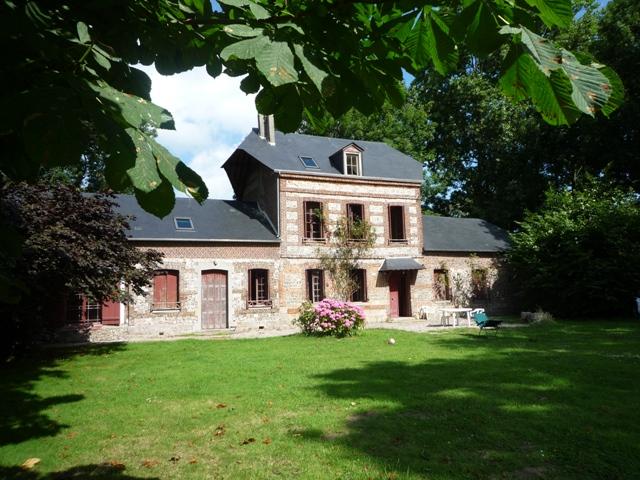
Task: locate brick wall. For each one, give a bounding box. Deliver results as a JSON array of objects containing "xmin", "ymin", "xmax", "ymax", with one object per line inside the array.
[{"xmin": 125, "ymin": 242, "xmax": 289, "ymax": 335}]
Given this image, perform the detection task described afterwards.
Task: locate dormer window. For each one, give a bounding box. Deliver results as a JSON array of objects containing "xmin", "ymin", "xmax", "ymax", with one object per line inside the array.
[
  {"xmin": 345, "ymin": 152, "xmax": 362, "ymax": 176},
  {"xmin": 174, "ymin": 217, "xmax": 194, "ymax": 230}
]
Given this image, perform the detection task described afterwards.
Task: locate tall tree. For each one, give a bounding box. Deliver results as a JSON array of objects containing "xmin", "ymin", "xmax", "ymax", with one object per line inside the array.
[
  {"xmin": 507, "ymin": 179, "xmax": 640, "ymax": 318},
  {"xmin": 0, "ymin": 183, "xmax": 162, "ymax": 355},
  {"xmin": 0, "ymin": 0, "xmax": 623, "ymax": 217}
]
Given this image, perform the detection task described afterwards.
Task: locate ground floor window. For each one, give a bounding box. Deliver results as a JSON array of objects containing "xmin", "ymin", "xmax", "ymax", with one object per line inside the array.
[
  {"xmin": 471, "ymin": 268, "xmax": 489, "ymax": 300},
  {"xmin": 306, "ymin": 269, "xmax": 325, "ymax": 302},
  {"xmin": 248, "ymin": 269, "xmax": 272, "ymax": 307},
  {"xmin": 433, "ymin": 269, "xmax": 451, "ymax": 301},
  {"xmin": 350, "ymin": 269, "xmax": 368, "ymax": 302},
  {"xmin": 152, "ymin": 270, "xmax": 180, "ymax": 310}
]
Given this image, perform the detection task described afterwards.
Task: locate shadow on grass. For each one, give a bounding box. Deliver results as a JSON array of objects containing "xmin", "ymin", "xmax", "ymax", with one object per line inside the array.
[
  {"xmin": 0, "ymin": 344, "xmax": 127, "ymax": 447},
  {"xmin": 0, "ymin": 463, "xmax": 159, "ymax": 479},
  {"xmin": 305, "ymin": 324, "xmax": 640, "ymax": 479}
]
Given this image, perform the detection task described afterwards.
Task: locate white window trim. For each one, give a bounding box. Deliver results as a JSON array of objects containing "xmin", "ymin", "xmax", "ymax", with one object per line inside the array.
[{"xmin": 343, "ymin": 151, "xmax": 362, "ymax": 176}]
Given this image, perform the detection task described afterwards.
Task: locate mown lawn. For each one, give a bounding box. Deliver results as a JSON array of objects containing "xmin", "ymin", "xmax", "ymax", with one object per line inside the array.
[{"xmin": 1, "ymin": 322, "xmax": 639, "ymax": 479}]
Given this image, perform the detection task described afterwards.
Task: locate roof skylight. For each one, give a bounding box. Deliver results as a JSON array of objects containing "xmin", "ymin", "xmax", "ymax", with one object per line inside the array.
[
  {"xmin": 174, "ymin": 217, "xmax": 194, "ymax": 230},
  {"xmin": 299, "ymin": 155, "xmax": 319, "ymax": 169}
]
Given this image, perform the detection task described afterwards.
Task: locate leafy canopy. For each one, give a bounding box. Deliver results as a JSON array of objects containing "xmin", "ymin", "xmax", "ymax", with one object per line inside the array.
[
  {"xmin": 0, "ymin": 0, "xmax": 623, "ymax": 216},
  {"xmin": 506, "ymin": 180, "xmax": 640, "ymax": 317}
]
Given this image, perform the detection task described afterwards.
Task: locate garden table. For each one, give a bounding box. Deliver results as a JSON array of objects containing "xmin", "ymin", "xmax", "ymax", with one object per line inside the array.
[{"xmin": 438, "ymin": 307, "xmax": 473, "ymax": 327}]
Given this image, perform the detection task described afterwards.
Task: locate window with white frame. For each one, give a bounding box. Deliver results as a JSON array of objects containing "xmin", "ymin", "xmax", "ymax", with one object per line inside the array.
[
  {"xmin": 344, "ymin": 153, "xmax": 362, "ymax": 176},
  {"xmin": 306, "ymin": 269, "xmax": 325, "ymax": 302}
]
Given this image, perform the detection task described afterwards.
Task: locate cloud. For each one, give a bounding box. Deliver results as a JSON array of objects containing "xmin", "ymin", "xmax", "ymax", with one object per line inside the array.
[{"xmin": 138, "ymin": 65, "xmax": 256, "ymax": 199}]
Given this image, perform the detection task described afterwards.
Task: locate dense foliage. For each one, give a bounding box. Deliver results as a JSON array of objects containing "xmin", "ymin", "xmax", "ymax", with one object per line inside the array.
[
  {"xmin": 507, "ymin": 180, "xmax": 640, "ymax": 317},
  {"xmin": 319, "ymin": 217, "xmax": 375, "ymax": 301},
  {"xmin": 0, "ymin": 183, "xmax": 162, "ymax": 355},
  {"xmin": 0, "ymin": 0, "xmax": 622, "ymax": 217},
  {"xmin": 304, "ymin": 0, "xmax": 639, "ymax": 230},
  {"xmin": 295, "ymin": 299, "xmax": 365, "ymax": 337}
]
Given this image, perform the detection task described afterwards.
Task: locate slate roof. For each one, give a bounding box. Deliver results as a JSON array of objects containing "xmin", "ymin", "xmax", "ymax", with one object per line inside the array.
[
  {"xmin": 227, "ymin": 129, "xmax": 423, "ymax": 182},
  {"xmin": 112, "ymin": 195, "xmax": 279, "ymax": 243},
  {"xmin": 423, "ymin": 216, "xmax": 510, "ymax": 253}
]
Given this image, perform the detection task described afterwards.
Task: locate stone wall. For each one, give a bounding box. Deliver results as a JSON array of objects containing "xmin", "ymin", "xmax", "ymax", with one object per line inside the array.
[
  {"xmin": 123, "ymin": 242, "xmax": 289, "ymax": 335},
  {"xmin": 419, "ymin": 252, "xmax": 513, "ymax": 314}
]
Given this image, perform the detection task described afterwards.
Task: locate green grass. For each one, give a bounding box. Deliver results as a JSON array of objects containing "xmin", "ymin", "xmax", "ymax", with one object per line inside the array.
[{"xmin": 1, "ymin": 322, "xmax": 640, "ymax": 479}]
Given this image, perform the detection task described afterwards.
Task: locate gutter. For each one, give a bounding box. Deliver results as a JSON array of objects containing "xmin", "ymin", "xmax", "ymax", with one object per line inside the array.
[{"xmin": 129, "ymin": 237, "xmax": 281, "ymax": 244}]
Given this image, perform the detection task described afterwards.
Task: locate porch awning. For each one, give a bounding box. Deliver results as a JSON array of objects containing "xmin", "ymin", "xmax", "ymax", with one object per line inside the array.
[{"xmin": 379, "ymin": 258, "xmax": 425, "ymax": 272}]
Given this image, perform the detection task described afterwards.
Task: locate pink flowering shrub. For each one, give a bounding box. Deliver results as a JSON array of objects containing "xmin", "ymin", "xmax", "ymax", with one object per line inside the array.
[{"xmin": 295, "ymin": 299, "xmax": 365, "ymax": 337}]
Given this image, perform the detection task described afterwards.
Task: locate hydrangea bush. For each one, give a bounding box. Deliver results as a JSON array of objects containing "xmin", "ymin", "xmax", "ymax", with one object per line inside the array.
[{"xmin": 295, "ymin": 299, "xmax": 365, "ymax": 337}]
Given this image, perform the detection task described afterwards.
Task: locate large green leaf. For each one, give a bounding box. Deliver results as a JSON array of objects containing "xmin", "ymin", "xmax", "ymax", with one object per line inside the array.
[
  {"xmin": 293, "ymin": 44, "xmax": 328, "ymax": 94},
  {"xmin": 223, "ymin": 24, "xmax": 261, "ymax": 38},
  {"xmin": 515, "ymin": 26, "xmax": 613, "ymax": 117},
  {"xmin": 523, "ymin": 0, "xmax": 572, "ymax": 28},
  {"xmin": 598, "ymin": 65, "xmax": 624, "ymax": 118},
  {"xmin": 125, "ymin": 129, "xmax": 163, "ymax": 192},
  {"xmin": 134, "ymin": 177, "xmax": 176, "ymax": 219},
  {"xmin": 152, "ymin": 138, "xmax": 209, "ymax": 203},
  {"xmin": 501, "ymin": 44, "xmax": 581, "ymax": 125},
  {"xmin": 92, "ymin": 82, "xmax": 175, "ymax": 130},
  {"xmin": 220, "ymin": 35, "xmax": 270, "ymax": 61},
  {"xmin": 454, "ymin": 0, "xmax": 504, "ymax": 57},
  {"xmin": 405, "ymin": 8, "xmax": 457, "ymax": 74},
  {"xmin": 255, "ymin": 41, "xmax": 299, "ymax": 87}
]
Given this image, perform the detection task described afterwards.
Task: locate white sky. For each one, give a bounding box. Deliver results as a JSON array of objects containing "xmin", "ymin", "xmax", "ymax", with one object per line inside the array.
[{"xmin": 138, "ymin": 65, "xmax": 257, "ymax": 200}]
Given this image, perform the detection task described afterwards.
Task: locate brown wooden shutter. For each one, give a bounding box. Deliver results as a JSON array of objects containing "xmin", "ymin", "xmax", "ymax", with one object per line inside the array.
[
  {"xmin": 166, "ymin": 271, "xmax": 178, "ymax": 307},
  {"xmin": 153, "ymin": 272, "xmax": 166, "ymax": 308},
  {"xmin": 361, "ymin": 269, "xmax": 368, "ymax": 301},
  {"xmin": 101, "ymin": 300, "xmax": 120, "ymax": 325}
]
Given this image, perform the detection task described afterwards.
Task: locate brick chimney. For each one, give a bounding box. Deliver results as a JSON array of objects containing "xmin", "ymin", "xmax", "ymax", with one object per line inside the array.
[{"xmin": 257, "ymin": 114, "xmax": 275, "ymax": 145}]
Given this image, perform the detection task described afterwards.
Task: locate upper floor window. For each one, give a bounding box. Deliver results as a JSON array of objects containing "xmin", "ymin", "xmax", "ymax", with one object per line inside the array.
[
  {"xmin": 248, "ymin": 269, "xmax": 272, "ymax": 308},
  {"xmin": 350, "ymin": 269, "xmax": 368, "ymax": 302},
  {"xmin": 153, "ymin": 269, "xmax": 180, "ymax": 310},
  {"xmin": 306, "ymin": 269, "xmax": 325, "ymax": 303},
  {"xmin": 303, "ymin": 201, "xmax": 324, "ymax": 240},
  {"xmin": 346, "ymin": 203, "xmax": 365, "ymax": 239},
  {"xmin": 388, "ymin": 206, "xmax": 406, "ymax": 242},
  {"xmin": 345, "ymin": 153, "xmax": 362, "ymax": 176}
]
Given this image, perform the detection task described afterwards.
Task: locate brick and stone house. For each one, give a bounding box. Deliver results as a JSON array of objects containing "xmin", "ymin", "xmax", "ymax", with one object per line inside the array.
[{"xmin": 68, "ymin": 116, "xmax": 511, "ymax": 338}]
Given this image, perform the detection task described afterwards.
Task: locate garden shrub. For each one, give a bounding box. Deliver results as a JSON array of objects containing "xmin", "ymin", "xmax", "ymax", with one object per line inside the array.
[{"xmin": 295, "ymin": 299, "xmax": 365, "ymax": 337}]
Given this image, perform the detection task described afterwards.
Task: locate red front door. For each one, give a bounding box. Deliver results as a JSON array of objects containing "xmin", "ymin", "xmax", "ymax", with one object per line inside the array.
[
  {"xmin": 389, "ymin": 272, "xmax": 400, "ymax": 317},
  {"xmin": 201, "ymin": 270, "xmax": 228, "ymax": 329}
]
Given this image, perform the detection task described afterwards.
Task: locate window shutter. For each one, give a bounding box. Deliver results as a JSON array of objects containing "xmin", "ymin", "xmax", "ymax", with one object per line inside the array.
[
  {"xmin": 153, "ymin": 272, "xmax": 166, "ymax": 307},
  {"xmin": 361, "ymin": 269, "xmax": 368, "ymax": 301},
  {"xmin": 248, "ymin": 270, "xmax": 254, "ymax": 301},
  {"xmin": 166, "ymin": 271, "xmax": 178, "ymax": 307},
  {"xmin": 101, "ymin": 300, "xmax": 120, "ymax": 326}
]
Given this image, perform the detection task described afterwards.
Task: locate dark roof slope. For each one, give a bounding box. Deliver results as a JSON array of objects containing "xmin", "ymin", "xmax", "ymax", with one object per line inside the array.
[
  {"xmin": 227, "ymin": 129, "xmax": 423, "ymax": 182},
  {"xmin": 112, "ymin": 195, "xmax": 278, "ymax": 242},
  {"xmin": 423, "ymin": 216, "xmax": 510, "ymax": 252}
]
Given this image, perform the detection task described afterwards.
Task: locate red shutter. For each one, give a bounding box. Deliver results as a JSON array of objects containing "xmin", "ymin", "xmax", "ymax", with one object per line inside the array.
[
  {"xmin": 166, "ymin": 271, "xmax": 178, "ymax": 307},
  {"xmin": 361, "ymin": 269, "xmax": 368, "ymax": 301},
  {"xmin": 153, "ymin": 272, "xmax": 166, "ymax": 308},
  {"xmin": 101, "ymin": 300, "xmax": 120, "ymax": 326}
]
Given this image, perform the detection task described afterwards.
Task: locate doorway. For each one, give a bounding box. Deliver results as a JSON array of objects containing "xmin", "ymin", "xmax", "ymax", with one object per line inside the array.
[
  {"xmin": 389, "ymin": 271, "xmax": 411, "ymax": 317},
  {"xmin": 201, "ymin": 270, "xmax": 228, "ymax": 329}
]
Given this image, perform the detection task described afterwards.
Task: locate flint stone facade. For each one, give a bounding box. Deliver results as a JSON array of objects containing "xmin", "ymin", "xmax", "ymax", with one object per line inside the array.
[{"xmin": 80, "ymin": 125, "xmax": 512, "ymax": 338}]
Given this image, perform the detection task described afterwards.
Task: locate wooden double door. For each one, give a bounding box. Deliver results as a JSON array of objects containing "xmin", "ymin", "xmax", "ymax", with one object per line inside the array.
[
  {"xmin": 389, "ymin": 271, "xmax": 412, "ymax": 317},
  {"xmin": 201, "ymin": 270, "xmax": 228, "ymax": 329}
]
